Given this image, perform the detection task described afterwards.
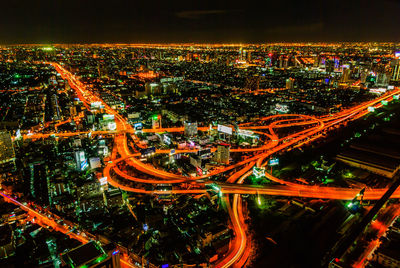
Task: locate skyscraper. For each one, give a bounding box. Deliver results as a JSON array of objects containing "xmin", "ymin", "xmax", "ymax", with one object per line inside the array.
[
  {"xmin": 0, "ymin": 131, "xmax": 15, "ymax": 166},
  {"xmin": 214, "ymin": 144, "xmax": 230, "ymax": 164},
  {"xmin": 184, "ymin": 122, "xmax": 198, "ymax": 137},
  {"xmin": 392, "ymin": 59, "xmax": 400, "ymax": 81},
  {"xmin": 286, "ymin": 78, "xmax": 295, "ymax": 90}
]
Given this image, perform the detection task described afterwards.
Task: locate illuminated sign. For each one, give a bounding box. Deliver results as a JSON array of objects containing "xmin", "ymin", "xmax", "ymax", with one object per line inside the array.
[
  {"xmin": 99, "ymin": 177, "xmax": 107, "ymax": 186},
  {"xmin": 238, "ymin": 129, "xmax": 254, "ymax": 137},
  {"xmin": 393, "ymin": 95, "xmax": 399, "ymax": 100},
  {"xmin": 15, "ymin": 129, "xmax": 21, "ymax": 139},
  {"xmin": 388, "ymin": 85, "xmax": 395, "ymax": 90},
  {"xmin": 80, "ymin": 159, "xmax": 89, "ymax": 170},
  {"xmin": 196, "ymin": 166, "xmax": 203, "ymax": 176},
  {"xmin": 107, "ymin": 122, "xmax": 117, "ymax": 130},
  {"xmin": 89, "ymin": 157, "xmax": 101, "ymax": 169},
  {"xmin": 163, "ymin": 135, "xmax": 171, "ymax": 145},
  {"xmin": 217, "ymin": 124, "xmax": 233, "ymax": 135},
  {"xmin": 381, "ymin": 100, "xmax": 388, "ymax": 106},
  {"xmin": 128, "ymin": 112, "xmax": 140, "ymax": 119},
  {"xmin": 395, "ymin": 51, "xmax": 400, "ymax": 59},
  {"xmin": 275, "ymin": 103, "xmax": 289, "ymax": 114},
  {"xmin": 91, "ymin": 101, "xmax": 102, "ymax": 108},
  {"xmin": 134, "ymin": 122, "xmax": 143, "ymax": 130},
  {"xmin": 367, "ymin": 106, "xmax": 375, "ymax": 112},
  {"xmin": 103, "ymin": 114, "xmax": 115, "ymax": 121},
  {"xmin": 369, "ymin": 88, "xmax": 387, "ymax": 94},
  {"xmin": 269, "ymin": 158, "xmax": 279, "ymax": 166},
  {"xmin": 253, "ymin": 167, "xmax": 265, "ymax": 178}
]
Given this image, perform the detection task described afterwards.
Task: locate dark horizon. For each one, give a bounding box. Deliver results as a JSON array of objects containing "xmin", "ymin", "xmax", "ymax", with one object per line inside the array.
[{"xmin": 1, "ymin": 0, "xmax": 400, "ymax": 44}]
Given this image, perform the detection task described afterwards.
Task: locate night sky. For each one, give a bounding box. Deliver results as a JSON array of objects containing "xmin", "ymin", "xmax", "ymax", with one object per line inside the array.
[{"xmin": 1, "ymin": 0, "xmax": 400, "ymax": 43}]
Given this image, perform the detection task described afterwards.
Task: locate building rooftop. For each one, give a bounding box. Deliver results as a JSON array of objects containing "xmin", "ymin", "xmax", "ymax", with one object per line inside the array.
[{"xmin": 61, "ymin": 241, "xmax": 108, "ymax": 268}]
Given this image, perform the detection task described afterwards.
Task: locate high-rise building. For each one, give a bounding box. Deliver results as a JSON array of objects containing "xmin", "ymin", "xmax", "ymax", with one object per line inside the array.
[
  {"xmin": 376, "ymin": 73, "xmax": 389, "ymax": 86},
  {"xmin": 75, "ymin": 150, "xmax": 88, "ymax": 171},
  {"xmin": 61, "ymin": 241, "xmax": 121, "ymax": 268},
  {"xmin": 326, "ymin": 59, "xmax": 335, "ymax": 73},
  {"xmin": 392, "ymin": 59, "xmax": 400, "ymax": 81},
  {"xmin": 0, "ymin": 131, "xmax": 15, "ymax": 167},
  {"xmin": 340, "ymin": 68, "xmax": 351, "ymax": 83},
  {"xmin": 214, "ymin": 143, "xmax": 230, "ymax": 164},
  {"xmin": 286, "ymin": 78, "xmax": 295, "ymax": 90},
  {"xmin": 245, "ymin": 76, "xmax": 260, "ymax": 91},
  {"xmin": 246, "ymin": 51, "xmax": 251, "ymax": 62},
  {"xmin": 152, "ymin": 114, "xmax": 161, "ymax": 129},
  {"xmin": 184, "ymin": 122, "xmax": 198, "ymax": 137},
  {"xmin": 29, "ymin": 161, "xmax": 49, "ymax": 205}
]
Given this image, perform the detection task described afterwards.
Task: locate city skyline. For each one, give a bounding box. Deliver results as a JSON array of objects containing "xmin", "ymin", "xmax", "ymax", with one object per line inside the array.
[
  {"xmin": 1, "ymin": 0, "xmax": 400, "ymax": 43},
  {"xmin": 1, "ymin": 34, "xmax": 400, "ymax": 268}
]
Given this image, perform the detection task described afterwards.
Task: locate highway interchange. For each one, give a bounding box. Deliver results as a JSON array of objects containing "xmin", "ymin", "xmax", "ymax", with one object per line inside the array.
[{"xmin": 6, "ymin": 62, "xmax": 400, "ymax": 267}]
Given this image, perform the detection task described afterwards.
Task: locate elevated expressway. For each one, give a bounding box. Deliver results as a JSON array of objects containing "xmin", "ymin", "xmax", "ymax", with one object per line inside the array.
[{"xmin": 52, "ymin": 62, "xmax": 400, "ymax": 267}]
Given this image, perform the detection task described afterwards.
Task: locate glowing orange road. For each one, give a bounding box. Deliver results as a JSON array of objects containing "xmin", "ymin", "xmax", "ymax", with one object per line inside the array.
[
  {"xmin": 0, "ymin": 191, "xmax": 89, "ymax": 244},
  {"xmin": 352, "ymin": 204, "xmax": 400, "ymax": 268},
  {"xmin": 215, "ymin": 169, "xmax": 253, "ymax": 268},
  {"xmin": 50, "ymin": 61, "xmax": 400, "ymax": 268}
]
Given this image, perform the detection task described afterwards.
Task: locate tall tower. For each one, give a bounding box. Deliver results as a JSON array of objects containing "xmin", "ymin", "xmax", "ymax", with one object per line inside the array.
[
  {"xmin": 214, "ymin": 144, "xmax": 230, "ymax": 164},
  {"xmin": 0, "ymin": 131, "xmax": 15, "ymax": 169},
  {"xmin": 392, "ymin": 59, "xmax": 400, "ymax": 81}
]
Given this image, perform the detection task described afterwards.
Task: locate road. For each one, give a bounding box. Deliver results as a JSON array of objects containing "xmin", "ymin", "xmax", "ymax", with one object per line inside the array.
[{"xmin": 42, "ymin": 62, "xmax": 400, "ymax": 267}]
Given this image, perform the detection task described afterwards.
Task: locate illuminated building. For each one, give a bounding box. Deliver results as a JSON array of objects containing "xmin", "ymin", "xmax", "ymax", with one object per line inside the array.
[
  {"xmin": 152, "ymin": 114, "xmax": 162, "ymax": 129},
  {"xmin": 340, "ymin": 68, "xmax": 351, "ymax": 83},
  {"xmin": 0, "ymin": 131, "xmax": 15, "ymax": 168},
  {"xmin": 336, "ymin": 148, "xmax": 400, "ymax": 178},
  {"xmin": 28, "ymin": 160, "xmax": 49, "ymax": 205},
  {"xmin": 61, "ymin": 241, "xmax": 121, "ymax": 268},
  {"xmin": 144, "ymin": 82, "xmax": 161, "ymax": 95},
  {"xmin": 372, "ymin": 231, "xmax": 400, "ymax": 268},
  {"xmin": 285, "ymin": 78, "xmax": 294, "ymax": 90},
  {"xmin": 0, "ymin": 224, "xmax": 15, "ymax": 259},
  {"xmin": 214, "ymin": 143, "xmax": 230, "ymax": 164},
  {"xmin": 245, "ymin": 75, "xmax": 260, "ymax": 91},
  {"xmin": 392, "ymin": 59, "xmax": 400, "ymax": 81},
  {"xmin": 326, "ymin": 59, "xmax": 335, "ymax": 73},
  {"xmin": 375, "ymin": 72, "xmax": 389, "ymax": 87},
  {"xmin": 184, "ymin": 121, "xmax": 198, "ymax": 137},
  {"xmin": 246, "ymin": 50, "xmax": 251, "ymax": 62},
  {"xmin": 74, "ymin": 150, "xmax": 88, "ymax": 171}
]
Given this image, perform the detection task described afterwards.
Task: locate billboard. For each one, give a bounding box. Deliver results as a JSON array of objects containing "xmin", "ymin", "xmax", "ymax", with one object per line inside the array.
[
  {"xmin": 99, "ymin": 177, "xmax": 107, "ymax": 186},
  {"xmin": 89, "ymin": 157, "xmax": 101, "ymax": 169},
  {"xmin": 253, "ymin": 167, "xmax": 265, "ymax": 178},
  {"xmin": 80, "ymin": 159, "xmax": 89, "ymax": 170},
  {"xmin": 269, "ymin": 158, "xmax": 279, "ymax": 166},
  {"xmin": 128, "ymin": 113, "xmax": 140, "ymax": 119},
  {"xmin": 369, "ymin": 88, "xmax": 387, "ymax": 94},
  {"xmin": 107, "ymin": 122, "xmax": 117, "ymax": 130},
  {"xmin": 217, "ymin": 124, "xmax": 233, "ymax": 135},
  {"xmin": 163, "ymin": 135, "xmax": 171, "ymax": 145},
  {"xmin": 238, "ymin": 129, "xmax": 254, "ymax": 137},
  {"xmin": 103, "ymin": 114, "xmax": 115, "ymax": 121},
  {"xmin": 275, "ymin": 103, "xmax": 289, "ymax": 113},
  {"xmin": 134, "ymin": 122, "xmax": 143, "ymax": 130}
]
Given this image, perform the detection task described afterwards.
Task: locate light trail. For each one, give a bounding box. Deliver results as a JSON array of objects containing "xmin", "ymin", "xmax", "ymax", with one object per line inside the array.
[{"xmin": 50, "ymin": 62, "xmax": 400, "ymax": 268}]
